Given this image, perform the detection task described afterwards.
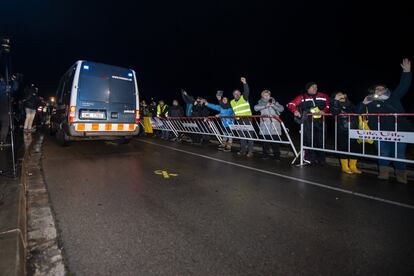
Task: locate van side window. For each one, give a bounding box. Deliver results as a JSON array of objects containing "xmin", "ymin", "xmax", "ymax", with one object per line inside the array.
[
  {"xmin": 63, "ymin": 67, "xmax": 76, "ymax": 104},
  {"xmin": 57, "ymin": 76, "xmax": 65, "ymax": 105}
]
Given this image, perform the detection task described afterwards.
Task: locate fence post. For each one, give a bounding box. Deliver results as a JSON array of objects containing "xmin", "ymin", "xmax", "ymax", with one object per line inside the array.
[{"xmin": 300, "ymin": 122, "xmax": 304, "ymax": 166}]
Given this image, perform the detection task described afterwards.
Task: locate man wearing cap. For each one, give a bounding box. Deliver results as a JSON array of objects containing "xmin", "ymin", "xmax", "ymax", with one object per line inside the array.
[
  {"xmin": 216, "ymin": 90, "xmax": 224, "ymax": 103},
  {"xmin": 287, "ymin": 82, "xmax": 330, "ymax": 164},
  {"xmin": 231, "ymin": 77, "xmax": 254, "ymax": 157}
]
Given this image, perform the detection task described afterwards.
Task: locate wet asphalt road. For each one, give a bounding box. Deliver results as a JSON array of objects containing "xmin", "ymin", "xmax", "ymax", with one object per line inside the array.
[{"xmin": 41, "ymin": 135, "xmax": 414, "ymax": 275}]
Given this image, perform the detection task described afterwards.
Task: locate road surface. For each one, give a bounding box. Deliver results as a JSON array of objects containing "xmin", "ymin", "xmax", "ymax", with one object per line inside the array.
[{"xmin": 41, "ymin": 134, "xmax": 414, "ymax": 275}]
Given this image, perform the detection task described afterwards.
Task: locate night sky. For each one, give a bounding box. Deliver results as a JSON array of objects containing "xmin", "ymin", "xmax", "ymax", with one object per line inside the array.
[{"xmin": 1, "ymin": 0, "xmax": 413, "ymax": 110}]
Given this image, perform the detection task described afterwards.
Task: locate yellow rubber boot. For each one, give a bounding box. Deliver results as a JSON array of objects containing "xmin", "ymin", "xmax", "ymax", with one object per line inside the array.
[
  {"xmin": 340, "ymin": 159, "xmax": 353, "ymax": 174},
  {"xmin": 349, "ymin": 159, "xmax": 362, "ymax": 174}
]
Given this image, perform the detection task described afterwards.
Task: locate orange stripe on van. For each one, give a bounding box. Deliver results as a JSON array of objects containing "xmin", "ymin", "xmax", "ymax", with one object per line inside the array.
[
  {"xmin": 92, "ymin": 123, "xmax": 99, "ymax": 131},
  {"xmin": 105, "ymin": 123, "xmax": 112, "ymax": 131},
  {"xmin": 128, "ymin": 124, "xmax": 135, "ymax": 131},
  {"xmin": 77, "ymin": 123, "xmax": 85, "ymax": 131}
]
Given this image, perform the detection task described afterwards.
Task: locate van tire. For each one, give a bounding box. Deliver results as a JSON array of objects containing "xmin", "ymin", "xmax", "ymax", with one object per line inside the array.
[
  {"xmin": 117, "ymin": 138, "xmax": 131, "ymax": 145},
  {"xmin": 56, "ymin": 128, "xmax": 70, "ymax": 146}
]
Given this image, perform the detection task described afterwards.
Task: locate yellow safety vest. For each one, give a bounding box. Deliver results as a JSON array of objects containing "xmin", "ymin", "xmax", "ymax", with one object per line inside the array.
[
  {"xmin": 230, "ymin": 96, "xmax": 252, "ymax": 116},
  {"xmin": 157, "ymin": 105, "xmax": 168, "ymax": 116}
]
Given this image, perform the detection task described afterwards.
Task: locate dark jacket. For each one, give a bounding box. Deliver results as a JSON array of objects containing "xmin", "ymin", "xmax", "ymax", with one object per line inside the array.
[
  {"xmin": 24, "ymin": 93, "xmax": 39, "ymax": 109},
  {"xmin": 330, "ymin": 99, "xmax": 358, "ymax": 131},
  {"xmin": 169, "ymin": 105, "xmax": 184, "ymax": 117},
  {"xmin": 356, "ymin": 72, "xmax": 412, "ymax": 131},
  {"xmin": 192, "ymin": 103, "xmax": 209, "ymax": 117},
  {"xmin": 149, "ymin": 102, "xmax": 157, "ymax": 117}
]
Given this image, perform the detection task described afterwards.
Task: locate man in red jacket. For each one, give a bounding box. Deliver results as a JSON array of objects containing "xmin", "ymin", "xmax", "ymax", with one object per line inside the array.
[{"xmin": 287, "ymin": 82, "xmax": 330, "ymax": 165}]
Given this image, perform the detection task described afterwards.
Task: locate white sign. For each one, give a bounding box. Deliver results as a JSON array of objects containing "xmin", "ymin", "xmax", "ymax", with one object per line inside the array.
[
  {"xmin": 182, "ymin": 123, "xmax": 199, "ymax": 128},
  {"xmin": 112, "ymin": 75, "xmax": 132, "ymax": 81},
  {"xmin": 229, "ymin": 124, "xmax": 255, "ymax": 131},
  {"xmin": 349, "ymin": 129, "xmax": 414, "ymax": 144}
]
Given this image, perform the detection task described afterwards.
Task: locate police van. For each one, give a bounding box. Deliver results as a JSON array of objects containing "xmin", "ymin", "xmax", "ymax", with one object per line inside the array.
[{"xmin": 50, "ymin": 60, "xmax": 140, "ymax": 145}]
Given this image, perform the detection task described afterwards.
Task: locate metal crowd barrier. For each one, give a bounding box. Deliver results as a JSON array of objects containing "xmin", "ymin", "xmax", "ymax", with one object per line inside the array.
[
  {"xmin": 143, "ymin": 115, "xmax": 299, "ymax": 163},
  {"xmin": 295, "ymin": 113, "xmax": 414, "ymax": 165}
]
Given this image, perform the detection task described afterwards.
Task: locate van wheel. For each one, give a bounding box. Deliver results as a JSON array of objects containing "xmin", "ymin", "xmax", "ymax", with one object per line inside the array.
[
  {"xmin": 117, "ymin": 138, "xmax": 131, "ymax": 145},
  {"xmin": 56, "ymin": 128, "xmax": 70, "ymax": 146}
]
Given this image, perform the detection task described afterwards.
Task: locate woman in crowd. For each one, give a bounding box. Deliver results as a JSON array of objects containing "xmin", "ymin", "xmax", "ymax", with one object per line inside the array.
[{"xmin": 254, "ymin": 90, "xmax": 284, "ymax": 160}]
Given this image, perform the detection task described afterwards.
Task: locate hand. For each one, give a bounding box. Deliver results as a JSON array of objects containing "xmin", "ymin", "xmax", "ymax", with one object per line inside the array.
[
  {"xmin": 401, "ymin": 58, "xmax": 411, "ymax": 72},
  {"xmin": 363, "ymin": 96, "xmax": 372, "ymax": 105},
  {"xmin": 240, "ymin": 77, "xmax": 247, "ymax": 84},
  {"xmin": 266, "ymin": 103, "xmax": 273, "ymax": 107},
  {"xmin": 335, "ymin": 95, "xmax": 343, "ymax": 101},
  {"xmin": 294, "ymin": 111, "xmax": 301, "ymax": 117}
]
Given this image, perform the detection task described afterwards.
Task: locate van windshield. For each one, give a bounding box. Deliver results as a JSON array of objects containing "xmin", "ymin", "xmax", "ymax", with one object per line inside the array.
[{"xmin": 78, "ymin": 63, "xmax": 136, "ymax": 104}]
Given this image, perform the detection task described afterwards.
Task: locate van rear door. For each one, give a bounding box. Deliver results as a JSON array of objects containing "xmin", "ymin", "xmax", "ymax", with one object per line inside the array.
[{"xmin": 76, "ymin": 63, "xmax": 137, "ymax": 124}]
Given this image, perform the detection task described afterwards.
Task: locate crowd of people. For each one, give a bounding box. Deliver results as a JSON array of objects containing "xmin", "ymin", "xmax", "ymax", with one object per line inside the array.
[{"xmin": 140, "ymin": 59, "xmax": 412, "ymax": 184}]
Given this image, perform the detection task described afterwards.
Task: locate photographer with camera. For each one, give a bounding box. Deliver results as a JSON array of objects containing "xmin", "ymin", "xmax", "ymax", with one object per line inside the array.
[
  {"xmin": 287, "ymin": 82, "xmax": 330, "ymax": 165},
  {"xmin": 191, "ymin": 97, "xmax": 210, "ymax": 144},
  {"xmin": 254, "ymin": 90, "xmax": 284, "ymax": 160},
  {"xmin": 357, "ymin": 59, "xmax": 412, "ymax": 184}
]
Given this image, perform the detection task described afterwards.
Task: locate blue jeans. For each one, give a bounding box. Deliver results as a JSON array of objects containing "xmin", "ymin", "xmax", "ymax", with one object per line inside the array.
[{"xmin": 375, "ymin": 141, "xmax": 407, "ymax": 170}]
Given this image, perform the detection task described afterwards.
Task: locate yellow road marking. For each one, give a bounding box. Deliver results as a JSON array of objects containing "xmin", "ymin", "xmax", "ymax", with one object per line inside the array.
[{"xmin": 154, "ymin": 170, "xmax": 178, "ymax": 179}]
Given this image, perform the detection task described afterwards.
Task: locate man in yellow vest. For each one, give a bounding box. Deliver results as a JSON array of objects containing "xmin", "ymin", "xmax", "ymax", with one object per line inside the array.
[
  {"xmin": 156, "ymin": 100, "xmax": 169, "ymax": 139},
  {"xmin": 231, "ymin": 77, "xmax": 254, "ymax": 157}
]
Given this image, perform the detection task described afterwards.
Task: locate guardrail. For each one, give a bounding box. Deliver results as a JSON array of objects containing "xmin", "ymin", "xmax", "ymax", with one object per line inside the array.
[
  {"xmin": 294, "ymin": 113, "xmax": 414, "ymax": 165},
  {"xmin": 142, "ymin": 113, "xmax": 414, "ymax": 166},
  {"xmin": 143, "ymin": 115, "xmax": 299, "ymax": 163}
]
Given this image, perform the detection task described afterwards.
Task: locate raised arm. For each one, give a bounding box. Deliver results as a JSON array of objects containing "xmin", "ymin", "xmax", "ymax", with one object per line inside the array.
[
  {"xmin": 206, "ymin": 103, "xmax": 221, "ymax": 112},
  {"xmin": 241, "ymin": 77, "xmax": 250, "ymax": 101},
  {"xmin": 181, "ymin": 89, "xmax": 195, "ymax": 104},
  {"xmin": 392, "ymin": 59, "xmax": 412, "ymax": 99}
]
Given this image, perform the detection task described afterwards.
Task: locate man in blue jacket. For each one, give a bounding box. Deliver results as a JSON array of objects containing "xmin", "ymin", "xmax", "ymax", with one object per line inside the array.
[{"xmin": 357, "ymin": 59, "xmax": 412, "ymax": 184}]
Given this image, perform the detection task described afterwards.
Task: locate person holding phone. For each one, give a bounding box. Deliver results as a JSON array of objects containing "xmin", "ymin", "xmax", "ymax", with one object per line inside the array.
[
  {"xmin": 357, "ymin": 59, "xmax": 412, "ymax": 184},
  {"xmin": 254, "ymin": 90, "xmax": 284, "ymax": 160}
]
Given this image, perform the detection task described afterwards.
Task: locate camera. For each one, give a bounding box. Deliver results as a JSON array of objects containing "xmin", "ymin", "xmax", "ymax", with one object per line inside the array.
[{"xmin": 1, "ymin": 38, "xmax": 11, "ymax": 54}]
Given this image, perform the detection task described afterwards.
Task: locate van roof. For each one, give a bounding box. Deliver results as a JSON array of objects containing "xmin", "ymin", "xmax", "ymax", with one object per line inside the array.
[{"xmin": 75, "ymin": 60, "xmax": 135, "ymax": 73}]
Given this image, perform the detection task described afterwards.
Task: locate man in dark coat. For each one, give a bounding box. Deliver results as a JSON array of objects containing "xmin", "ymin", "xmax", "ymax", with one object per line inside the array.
[{"xmin": 357, "ymin": 59, "xmax": 412, "ymax": 183}]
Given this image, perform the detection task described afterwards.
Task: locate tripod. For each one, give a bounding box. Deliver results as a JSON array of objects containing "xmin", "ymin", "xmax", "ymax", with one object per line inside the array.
[{"xmin": 0, "ymin": 38, "xmax": 17, "ymax": 178}]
